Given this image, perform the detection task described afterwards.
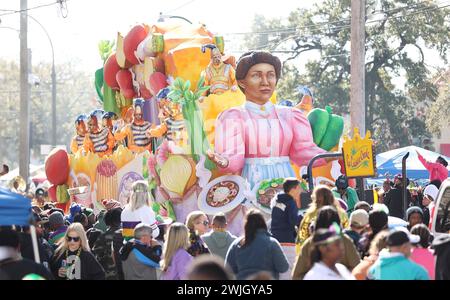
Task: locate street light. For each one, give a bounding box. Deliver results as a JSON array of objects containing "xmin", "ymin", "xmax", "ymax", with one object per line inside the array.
[
  {"xmin": 157, "ymin": 12, "xmax": 192, "ymax": 24},
  {"xmin": 26, "ymin": 15, "xmax": 57, "ymax": 147}
]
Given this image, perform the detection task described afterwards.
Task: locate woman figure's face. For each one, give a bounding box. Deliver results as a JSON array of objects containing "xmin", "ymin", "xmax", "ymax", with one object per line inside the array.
[
  {"xmin": 239, "ymin": 63, "xmax": 277, "ymax": 105},
  {"xmin": 194, "ymin": 215, "xmax": 210, "ymax": 235},
  {"xmin": 66, "ymin": 231, "xmax": 81, "ymax": 252}
]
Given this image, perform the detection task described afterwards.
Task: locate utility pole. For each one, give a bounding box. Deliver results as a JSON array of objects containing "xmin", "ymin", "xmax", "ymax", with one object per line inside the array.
[
  {"xmin": 19, "ymin": 0, "xmax": 30, "ymax": 185},
  {"xmin": 351, "ymin": 0, "xmax": 366, "ymax": 201},
  {"xmin": 52, "ymin": 62, "xmax": 56, "ymax": 146}
]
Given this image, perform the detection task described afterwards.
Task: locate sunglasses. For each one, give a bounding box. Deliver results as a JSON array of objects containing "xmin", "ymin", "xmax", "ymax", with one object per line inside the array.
[{"xmin": 67, "ymin": 236, "xmax": 80, "ymax": 242}]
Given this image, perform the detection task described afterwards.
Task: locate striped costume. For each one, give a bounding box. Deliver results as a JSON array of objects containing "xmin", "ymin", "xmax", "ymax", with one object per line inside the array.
[
  {"xmin": 204, "ymin": 63, "xmax": 237, "ymax": 95},
  {"xmin": 83, "ymin": 127, "xmax": 115, "ymax": 157},
  {"xmin": 114, "ymin": 121, "xmax": 152, "ymax": 153},
  {"xmin": 70, "ymin": 134, "xmax": 85, "ymax": 154}
]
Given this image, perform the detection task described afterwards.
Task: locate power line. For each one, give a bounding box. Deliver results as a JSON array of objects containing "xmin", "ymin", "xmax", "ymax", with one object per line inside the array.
[
  {"xmin": 165, "ymin": 0, "xmax": 197, "ymax": 14},
  {"xmin": 238, "ymin": 3, "xmax": 450, "ymax": 50},
  {"xmin": 223, "ymin": 0, "xmax": 450, "ymax": 36},
  {"xmin": 0, "ymin": 0, "xmax": 69, "ymax": 18}
]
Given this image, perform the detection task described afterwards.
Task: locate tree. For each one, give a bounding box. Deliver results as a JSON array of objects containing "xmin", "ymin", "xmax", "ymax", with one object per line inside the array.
[
  {"xmin": 244, "ymin": 0, "xmax": 450, "ymax": 152},
  {"xmin": 425, "ymin": 70, "xmax": 450, "ymax": 136},
  {"xmin": 0, "ymin": 59, "xmax": 97, "ymax": 169}
]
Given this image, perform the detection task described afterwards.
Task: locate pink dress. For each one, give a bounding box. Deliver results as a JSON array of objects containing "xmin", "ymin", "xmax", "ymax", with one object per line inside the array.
[
  {"xmin": 214, "ymin": 101, "xmax": 326, "ymax": 187},
  {"xmin": 410, "ymin": 247, "xmax": 435, "ymax": 280}
]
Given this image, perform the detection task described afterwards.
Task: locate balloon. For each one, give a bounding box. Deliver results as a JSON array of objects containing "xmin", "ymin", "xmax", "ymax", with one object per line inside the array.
[
  {"xmin": 45, "ymin": 148, "xmax": 70, "ymax": 185},
  {"xmin": 148, "ymin": 72, "xmax": 168, "ymax": 96},
  {"xmin": 48, "ymin": 185, "xmax": 57, "ymax": 202},
  {"xmin": 123, "ymin": 24, "xmax": 148, "ymax": 66},
  {"xmin": 116, "ymin": 69, "xmax": 136, "ymax": 99},
  {"xmin": 104, "ymin": 53, "xmax": 121, "ymax": 90}
]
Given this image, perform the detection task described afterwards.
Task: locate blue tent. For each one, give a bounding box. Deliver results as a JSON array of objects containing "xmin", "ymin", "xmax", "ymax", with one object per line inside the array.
[
  {"xmin": 375, "ymin": 146, "xmax": 450, "ymax": 180},
  {"xmin": 0, "ymin": 187, "xmax": 32, "ymax": 226}
]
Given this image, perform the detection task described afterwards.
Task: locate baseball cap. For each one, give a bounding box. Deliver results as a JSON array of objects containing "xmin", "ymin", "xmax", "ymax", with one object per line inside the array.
[
  {"xmin": 423, "ymin": 184, "xmax": 439, "ymax": 201},
  {"xmin": 350, "ymin": 209, "xmax": 369, "ymax": 227},
  {"xmin": 335, "ymin": 175, "xmax": 349, "ymax": 190},
  {"xmin": 387, "ymin": 227, "xmax": 420, "ymax": 247}
]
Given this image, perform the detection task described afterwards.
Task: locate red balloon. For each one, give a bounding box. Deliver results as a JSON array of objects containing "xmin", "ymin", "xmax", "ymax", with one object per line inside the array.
[
  {"xmin": 48, "ymin": 185, "xmax": 57, "ymax": 202},
  {"xmin": 124, "ymin": 24, "xmax": 148, "ymax": 65},
  {"xmin": 116, "ymin": 69, "xmax": 136, "ymax": 99},
  {"xmin": 140, "ymin": 84, "xmax": 152, "ymax": 99},
  {"xmin": 45, "ymin": 148, "xmax": 70, "ymax": 185},
  {"xmin": 104, "ymin": 53, "xmax": 121, "ymax": 90},
  {"xmin": 148, "ymin": 72, "xmax": 168, "ymax": 96}
]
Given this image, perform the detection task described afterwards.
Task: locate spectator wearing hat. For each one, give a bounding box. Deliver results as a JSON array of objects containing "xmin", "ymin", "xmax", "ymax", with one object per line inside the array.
[
  {"xmin": 422, "ymin": 184, "xmax": 439, "ymax": 228},
  {"xmin": 367, "ymin": 227, "xmax": 429, "ymax": 280},
  {"xmin": 303, "ymin": 223, "xmax": 355, "ymax": 280},
  {"xmin": 292, "ymin": 206, "xmax": 360, "ymax": 280},
  {"xmin": 352, "ymin": 230, "xmax": 389, "ymax": 280},
  {"xmin": 48, "ymin": 212, "xmax": 68, "ymax": 247},
  {"xmin": 0, "ymin": 228, "xmax": 54, "ymax": 280},
  {"xmin": 344, "ymin": 209, "xmax": 369, "ymax": 250},
  {"xmin": 270, "ymin": 178, "xmax": 303, "ymax": 243},
  {"xmin": 67, "ymin": 203, "xmax": 82, "ymax": 224},
  {"xmin": 406, "ymin": 206, "xmax": 424, "ymax": 230},
  {"xmin": 383, "ymin": 174, "xmax": 412, "ymax": 219},
  {"xmin": 410, "ymin": 224, "xmax": 435, "ymax": 280},
  {"xmin": 431, "ymin": 233, "xmax": 450, "ymax": 280},
  {"xmin": 417, "ymin": 150, "xmax": 449, "ymax": 183},
  {"xmin": 332, "ymin": 175, "xmax": 359, "ymax": 215}
]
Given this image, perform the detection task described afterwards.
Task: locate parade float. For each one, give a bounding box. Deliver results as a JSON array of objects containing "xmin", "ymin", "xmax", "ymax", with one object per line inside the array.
[{"xmin": 44, "ymin": 19, "xmax": 346, "ymax": 236}]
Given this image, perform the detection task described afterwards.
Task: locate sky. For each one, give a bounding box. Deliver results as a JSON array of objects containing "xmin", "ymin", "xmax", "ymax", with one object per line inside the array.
[
  {"xmin": 0, "ymin": 0, "xmax": 447, "ymax": 87},
  {"xmin": 0, "ymin": 0, "xmax": 319, "ymax": 73}
]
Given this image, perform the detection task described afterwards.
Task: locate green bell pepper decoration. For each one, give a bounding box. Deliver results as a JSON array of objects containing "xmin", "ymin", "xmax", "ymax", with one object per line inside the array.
[{"xmin": 307, "ymin": 106, "xmax": 344, "ymax": 151}]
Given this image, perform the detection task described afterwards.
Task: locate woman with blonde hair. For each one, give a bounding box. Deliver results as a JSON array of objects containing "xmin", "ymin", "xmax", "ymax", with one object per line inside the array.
[
  {"xmin": 121, "ymin": 180, "xmax": 159, "ymax": 240},
  {"xmin": 160, "ymin": 222, "xmax": 193, "ymax": 280},
  {"xmin": 185, "ymin": 211, "xmax": 210, "ymax": 257},
  {"xmin": 296, "ymin": 185, "xmax": 349, "ymax": 252},
  {"xmin": 352, "ymin": 230, "xmax": 389, "ymax": 280},
  {"xmin": 50, "ymin": 223, "xmax": 105, "ymax": 280}
]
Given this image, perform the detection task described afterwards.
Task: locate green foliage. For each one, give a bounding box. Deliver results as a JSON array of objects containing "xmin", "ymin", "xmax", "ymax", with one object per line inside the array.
[
  {"xmin": 426, "ymin": 72, "xmax": 450, "ymax": 135},
  {"xmin": 0, "ymin": 59, "xmax": 97, "ymax": 169},
  {"xmin": 98, "ymin": 40, "xmax": 115, "ymax": 63},
  {"xmin": 246, "ymin": 0, "xmax": 450, "ymax": 152},
  {"xmin": 167, "ymin": 76, "xmax": 215, "ymax": 170}
]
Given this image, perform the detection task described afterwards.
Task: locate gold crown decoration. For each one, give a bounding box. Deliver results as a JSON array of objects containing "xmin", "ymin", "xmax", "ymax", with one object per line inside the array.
[{"xmin": 342, "ymin": 127, "xmax": 376, "ymax": 178}]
